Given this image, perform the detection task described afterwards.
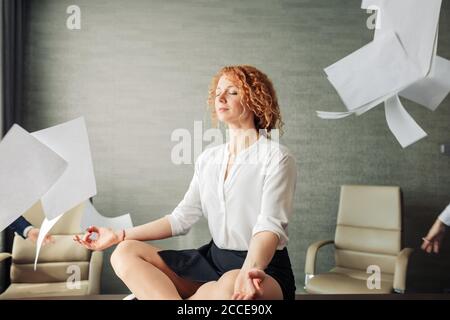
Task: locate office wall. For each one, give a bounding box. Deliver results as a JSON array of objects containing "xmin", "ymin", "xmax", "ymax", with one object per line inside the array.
[{"xmin": 21, "ymin": 0, "xmax": 450, "ymax": 293}]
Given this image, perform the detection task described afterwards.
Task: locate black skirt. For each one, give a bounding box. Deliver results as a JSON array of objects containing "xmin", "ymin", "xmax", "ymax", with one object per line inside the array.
[{"xmin": 158, "ymin": 240, "xmax": 296, "ymax": 300}]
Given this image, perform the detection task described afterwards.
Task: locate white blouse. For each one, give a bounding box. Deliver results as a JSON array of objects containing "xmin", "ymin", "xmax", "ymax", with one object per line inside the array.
[
  {"xmin": 166, "ymin": 134, "xmax": 297, "ymax": 250},
  {"xmin": 438, "ymin": 204, "xmax": 450, "ymax": 226}
]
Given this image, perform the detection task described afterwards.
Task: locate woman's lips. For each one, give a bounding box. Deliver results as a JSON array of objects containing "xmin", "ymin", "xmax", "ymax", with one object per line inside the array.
[{"xmin": 217, "ymin": 107, "xmax": 229, "ymax": 112}]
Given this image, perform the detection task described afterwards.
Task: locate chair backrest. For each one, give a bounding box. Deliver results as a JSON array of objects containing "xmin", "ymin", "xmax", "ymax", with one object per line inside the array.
[
  {"xmin": 10, "ymin": 201, "xmax": 91, "ymax": 284},
  {"xmin": 334, "ymin": 185, "xmax": 402, "ymax": 275}
]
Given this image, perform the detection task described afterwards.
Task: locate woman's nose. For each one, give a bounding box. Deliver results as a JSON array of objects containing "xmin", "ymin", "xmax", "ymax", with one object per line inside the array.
[{"xmin": 218, "ymin": 92, "xmax": 227, "ymax": 103}]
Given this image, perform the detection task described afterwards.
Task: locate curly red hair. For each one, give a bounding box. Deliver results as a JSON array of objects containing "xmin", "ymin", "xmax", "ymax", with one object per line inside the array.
[{"xmin": 207, "ymin": 65, "xmax": 284, "ymax": 136}]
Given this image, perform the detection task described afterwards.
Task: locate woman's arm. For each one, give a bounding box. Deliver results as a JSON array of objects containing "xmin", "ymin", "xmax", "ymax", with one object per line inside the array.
[
  {"xmin": 232, "ymin": 231, "xmax": 279, "ymax": 299},
  {"xmin": 123, "ymin": 216, "xmax": 173, "ymax": 241},
  {"xmin": 76, "ymin": 150, "xmax": 205, "ymax": 251},
  {"xmin": 74, "ymin": 216, "xmax": 173, "ymax": 251},
  {"xmin": 242, "ymin": 231, "xmax": 278, "ymax": 270}
]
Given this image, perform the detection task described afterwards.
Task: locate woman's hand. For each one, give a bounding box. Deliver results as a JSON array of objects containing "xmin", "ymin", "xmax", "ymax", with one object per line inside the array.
[
  {"xmin": 73, "ymin": 226, "xmax": 123, "ymax": 251},
  {"xmin": 231, "ymin": 268, "xmax": 265, "ymax": 300},
  {"xmin": 422, "ymin": 218, "xmax": 447, "ymax": 254},
  {"xmin": 27, "ymin": 228, "xmax": 53, "ymax": 245}
]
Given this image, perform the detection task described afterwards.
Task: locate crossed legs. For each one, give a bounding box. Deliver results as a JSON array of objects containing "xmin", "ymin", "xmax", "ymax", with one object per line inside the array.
[
  {"xmin": 110, "ymin": 240, "xmax": 283, "ymax": 300},
  {"xmin": 110, "ymin": 240, "xmax": 201, "ymax": 299}
]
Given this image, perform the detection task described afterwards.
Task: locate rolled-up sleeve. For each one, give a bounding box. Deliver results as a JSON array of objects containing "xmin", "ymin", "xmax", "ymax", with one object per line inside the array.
[
  {"xmin": 166, "ymin": 161, "xmax": 203, "ymax": 236},
  {"xmin": 438, "ymin": 204, "xmax": 450, "ymax": 226},
  {"xmin": 252, "ymin": 153, "xmax": 297, "ymax": 246}
]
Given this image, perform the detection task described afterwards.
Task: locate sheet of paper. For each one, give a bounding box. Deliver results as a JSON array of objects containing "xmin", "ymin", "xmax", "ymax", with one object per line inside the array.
[
  {"xmin": 364, "ymin": 2, "xmax": 448, "ymax": 109},
  {"xmin": 316, "ymin": 91, "xmax": 398, "ymax": 119},
  {"xmin": 384, "ymin": 95, "xmax": 427, "ymax": 148},
  {"xmin": 400, "ymin": 56, "xmax": 450, "ymax": 111},
  {"xmin": 0, "ymin": 125, "xmax": 67, "ymax": 232},
  {"xmin": 81, "ymin": 200, "xmax": 133, "ymax": 231},
  {"xmin": 369, "ymin": 0, "xmax": 442, "ymax": 75},
  {"xmin": 361, "ymin": 0, "xmax": 383, "ymax": 9},
  {"xmin": 324, "ymin": 31, "xmax": 423, "ymax": 111},
  {"xmin": 362, "ymin": 1, "xmax": 382, "ymax": 10},
  {"xmin": 34, "ymin": 214, "xmax": 63, "ymax": 270},
  {"xmin": 31, "ymin": 117, "xmax": 97, "ymax": 220},
  {"xmin": 318, "ymin": 1, "xmax": 444, "ymax": 148},
  {"xmin": 316, "ymin": 110, "xmax": 355, "ymax": 120}
]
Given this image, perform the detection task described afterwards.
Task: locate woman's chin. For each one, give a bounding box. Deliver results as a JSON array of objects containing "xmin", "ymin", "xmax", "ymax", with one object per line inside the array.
[{"xmin": 216, "ymin": 115, "xmax": 232, "ymax": 124}]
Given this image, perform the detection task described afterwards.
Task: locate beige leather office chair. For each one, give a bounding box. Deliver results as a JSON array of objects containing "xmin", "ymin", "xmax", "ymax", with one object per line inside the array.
[
  {"xmin": 0, "ymin": 201, "xmax": 103, "ymax": 299},
  {"xmin": 304, "ymin": 185, "xmax": 413, "ymax": 294}
]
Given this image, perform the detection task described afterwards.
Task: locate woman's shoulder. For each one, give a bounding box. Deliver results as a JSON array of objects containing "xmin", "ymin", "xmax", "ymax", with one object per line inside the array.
[
  {"xmin": 259, "ymin": 135, "xmax": 296, "ymax": 164},
  {"xmin": 260, "ymin": 138, "xmax": 297, "ymax": 177}
]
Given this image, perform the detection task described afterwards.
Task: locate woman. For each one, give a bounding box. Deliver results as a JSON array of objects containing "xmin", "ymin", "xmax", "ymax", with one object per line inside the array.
[{"xmin": 74, "ymin": 65, "xmax": 297, "ymax": 300}]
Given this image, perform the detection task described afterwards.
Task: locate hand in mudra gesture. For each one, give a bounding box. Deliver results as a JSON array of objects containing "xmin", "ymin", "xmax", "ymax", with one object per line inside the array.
[
  {"xmin": 231, "ymin": 268, "xmax": 265, "ymax": 300},
  {"xmin": 73, "ymin": 226, "xmax": 124, "ymax": 251}
]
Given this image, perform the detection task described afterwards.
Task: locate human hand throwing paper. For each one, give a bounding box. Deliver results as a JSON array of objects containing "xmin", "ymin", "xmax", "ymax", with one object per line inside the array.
[
  {"xmin": 27, "ymin": 228, "xmax": 54, "ymax": 246},
  {"xmin": 421, "ymin": 204, "xmax": 450, "ymax": 254},
  {"xmin": 421, "ymin": 219, "xmax": 446, "ymax": 254}
]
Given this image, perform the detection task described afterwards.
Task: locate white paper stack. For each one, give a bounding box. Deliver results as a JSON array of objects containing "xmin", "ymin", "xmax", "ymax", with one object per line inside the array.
[
  {"xmin": 0, "ymin": 125, "xmax": 67, "ymax": 233},
  {"xmin": 317, "ymin": 0, "xmax": 450, "ymax": 148},
  {"xmin": 0, "ymin": 117, "xmax": 133, "ymax": 270}
]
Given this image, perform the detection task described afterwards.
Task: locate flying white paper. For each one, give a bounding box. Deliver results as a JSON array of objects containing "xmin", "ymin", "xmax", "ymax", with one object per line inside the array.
[
  {"xmin": 31, "ymin": 117, "xmax": 97, "ymax": 220},
  {"xmin": 384, "ymin": 95, "xmax": 427, "ymax": 148},
  {"xmin": 317, "ymin": 92, "xmax": 397, "ymax": 119},
  {"xmin": 0, "ymin": 125, "xmax": 67, "ymax": 232},
  {"xmin": 81, "ymin": 200, "xmax": 133, "ymax": 231},
  {"xmin": 400, "ymin": 56, "xmax": 450, "ymax": 111},
  {"xmin": 324, "ymin": 31, "xmax": 423, "ymax": 111},
  {"xmin": 368, "ymin": 0, "xmax": 442, "ymax": 74},
  {"xmin": 32, "ymin": 117, "xmax": 97, "ymax": 267},
  {"xmin": 317, "ymin": 0, "xmax": 448, "ymax": 148},
  {"xmin": 361, "ymin": 0, "xmax": 381, "ymax": 9},
  {"xmin": 34, "ymin": 213, "xmax": 64, "ymax": 270}
]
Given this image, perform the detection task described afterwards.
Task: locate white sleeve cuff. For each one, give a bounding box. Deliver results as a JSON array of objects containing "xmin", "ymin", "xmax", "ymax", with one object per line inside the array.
[
  {"xmin": 165, "ymin": 212, "xmax": 195, "ymax": 236},
  {"xmin": 252, "ymin": 215, "xmax": 288, "ymax": 247},
  {"xmin": 438, "ymin": 204, "xmax": 450, "ymax": 226},
  {"xmin": 23, "ymin": 226, "xmax": 33, "ymax": 238},
  {"xmin": 166, "ymin": 214, "xmax": 180, "ymax": 236}
]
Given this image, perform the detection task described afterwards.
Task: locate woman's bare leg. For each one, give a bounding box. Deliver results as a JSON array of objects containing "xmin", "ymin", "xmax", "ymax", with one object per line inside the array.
[
  {"xmin": 187, "ymin": 269, "xmax": 283, "ymax": 300},
  {"xmin": 110, "ymin": 240, "xmax": 203, "ymax": 300}
]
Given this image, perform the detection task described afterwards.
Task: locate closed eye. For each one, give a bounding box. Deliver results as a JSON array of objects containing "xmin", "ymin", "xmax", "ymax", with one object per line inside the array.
[
  {"xmin": 216, "ymin": 90, "xmax": 238, "ymax": 98},
  {"xmin": 216, "ymin": 91, "xmax": 238, "ymax": 97}
]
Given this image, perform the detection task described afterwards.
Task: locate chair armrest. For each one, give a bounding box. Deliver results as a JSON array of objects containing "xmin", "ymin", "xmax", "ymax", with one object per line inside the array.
[
  {"xmin": 305, "ymin": 240, "xmax": 334, "ymax": 276},
  {"xmin": 0, "ymin": 253, "xmax": 12, "ymax": 262},
  {"xmin": 393, "ymin": 247, "xmax": 414, "ymax": 294},
  {"xmin": 87, "ymin": 251, "xmax": 103, "ymax": 295}
]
